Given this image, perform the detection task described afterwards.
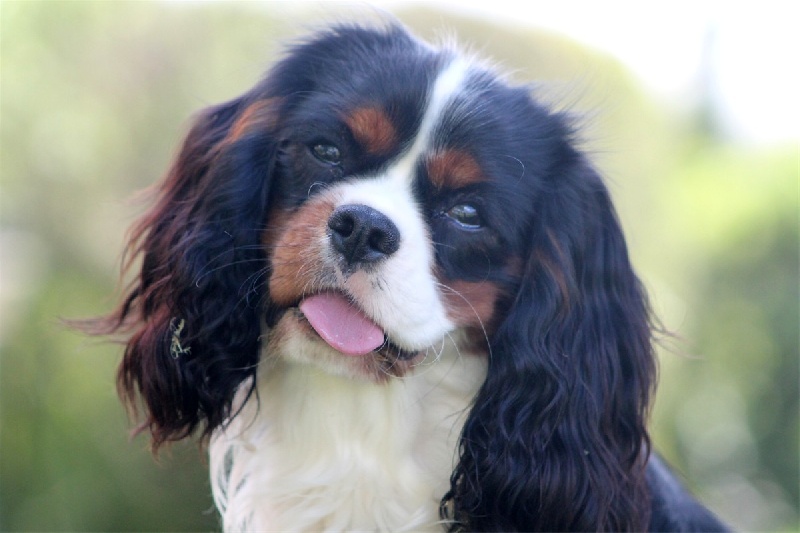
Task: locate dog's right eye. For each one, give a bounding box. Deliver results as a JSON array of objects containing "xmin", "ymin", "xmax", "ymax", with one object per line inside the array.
[
  {"xmin": 445, "ymin": 203, "xmax": 483, "ymax": 230},
  {"xmin": 311, "ymin": 143, "xmax": 342, "ymax": 165}
]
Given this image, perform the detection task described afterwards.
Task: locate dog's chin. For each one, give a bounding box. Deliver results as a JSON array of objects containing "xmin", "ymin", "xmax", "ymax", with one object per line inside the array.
[{"xmin": 265, "ymin": 308, "xmax": 431, "ymax": 382}]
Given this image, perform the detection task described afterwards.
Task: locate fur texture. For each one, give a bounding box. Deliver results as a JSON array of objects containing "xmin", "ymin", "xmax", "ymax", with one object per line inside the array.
[{"xmin": 92, "ymin": 23, "xmax": 728, "ymax": 532}]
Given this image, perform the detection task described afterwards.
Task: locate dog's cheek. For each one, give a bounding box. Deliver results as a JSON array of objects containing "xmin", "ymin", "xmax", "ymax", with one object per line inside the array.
[
  {"xmin": 440, "ymin": 279, "xmax": 504, "ymax": 329},
  {"xmin": 267, "ymin": 196, "xmax": 338, "ymax": 306}
]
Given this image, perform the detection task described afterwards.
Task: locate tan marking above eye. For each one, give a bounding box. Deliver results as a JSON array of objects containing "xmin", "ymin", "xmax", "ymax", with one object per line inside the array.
[
  {"xmin": 344, "ymin": 107, "xmax": 398, "ymax": 156},
  {"xmin": 226, "ymin": 98, "xmax": 282, "ymax": 144},
  {"xmin": 426, "ymin": 149, "xmax": 485, "ymax": 190}
]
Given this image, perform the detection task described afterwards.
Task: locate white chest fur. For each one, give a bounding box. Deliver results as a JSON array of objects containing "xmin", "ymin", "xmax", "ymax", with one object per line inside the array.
[{"xmin": 209, "ymin": 343, "xmax": 486, "ymax": 532}]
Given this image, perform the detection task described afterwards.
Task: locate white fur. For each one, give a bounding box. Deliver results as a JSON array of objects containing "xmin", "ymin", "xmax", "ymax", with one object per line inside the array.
[
  {"xmin": 208, "ymin": 58, "xmax": 483, "ymax": 532},
  {"xmin": 330, "ymin": 57, "xmax": 473, "ymax": 351},
  {"xmin": 334, "ymin": 174, "xmax": 452, "ymax": 351},
  {"xmin": 209, "ymin": 336, "xmax": 486, "ymax": 532},
  {"xmin": 388, "ymin": 57, "xmax": 471, "ymax": 183}
]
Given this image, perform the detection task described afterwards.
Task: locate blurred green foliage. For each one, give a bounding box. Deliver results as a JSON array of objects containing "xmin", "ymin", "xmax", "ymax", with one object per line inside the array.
[{"xmin": 1, "ymin": 2, "xmax": 796, "ymax": 531}]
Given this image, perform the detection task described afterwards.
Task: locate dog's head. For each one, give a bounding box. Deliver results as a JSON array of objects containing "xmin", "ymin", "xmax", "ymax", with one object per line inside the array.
[{"xmin": 104, "ymin": 24, "xmax": 656, "ymax": 530}]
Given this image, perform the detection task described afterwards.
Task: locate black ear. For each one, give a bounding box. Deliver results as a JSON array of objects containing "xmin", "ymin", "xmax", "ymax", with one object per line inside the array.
[
  {"xmin": 445, "ymin": 155, "xmax": 656, "ymax": 531},
  {"xmin": 100, "ymin": 93, "xmax": 282, "ymax": 448}
]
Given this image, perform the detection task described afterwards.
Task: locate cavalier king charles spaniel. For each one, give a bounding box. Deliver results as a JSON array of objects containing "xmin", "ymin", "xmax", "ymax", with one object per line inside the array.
[{"xmin": 96, "ymin": 23, "xmax": 728, "ymax": 532}]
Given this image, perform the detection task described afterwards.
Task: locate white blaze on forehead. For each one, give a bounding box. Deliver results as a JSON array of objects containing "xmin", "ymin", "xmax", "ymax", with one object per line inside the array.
[
  {"xmin": 388, "ymin": 57, "xmax": 472, "ymax": 184},
  {"xmin": 331, "ymin": 58, "xmax": 473, "ymax": 350}
]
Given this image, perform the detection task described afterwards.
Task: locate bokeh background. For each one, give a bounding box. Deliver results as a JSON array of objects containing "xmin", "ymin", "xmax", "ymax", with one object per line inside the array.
[{"xmin": 1, "ymin": 1, "xmax": 797, "ymax": 531}]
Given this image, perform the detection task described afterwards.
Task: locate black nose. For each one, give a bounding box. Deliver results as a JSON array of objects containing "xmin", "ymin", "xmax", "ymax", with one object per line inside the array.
[{"xmin": 328, "ymin": 204, "xmax": 400, "ymax": 268}]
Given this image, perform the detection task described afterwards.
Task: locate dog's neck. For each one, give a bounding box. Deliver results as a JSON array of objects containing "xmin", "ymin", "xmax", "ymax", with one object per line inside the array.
[{"xmin": 209, "ymin": 338, "xmax": 486, "ymax": 532}]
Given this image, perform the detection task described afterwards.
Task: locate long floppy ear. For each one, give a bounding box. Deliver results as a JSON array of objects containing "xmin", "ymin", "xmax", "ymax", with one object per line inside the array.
[
  {"xmin": 446, "ymin": 155, "xmax": 656, "ymax": 531},
  {"xmin": 96, "ymin": 93, "xmax": 281, "ymax": 449}
]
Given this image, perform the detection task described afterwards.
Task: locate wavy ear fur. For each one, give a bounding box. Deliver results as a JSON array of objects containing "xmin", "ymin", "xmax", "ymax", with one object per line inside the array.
[
  {"xmin": 95, "ymin": 92, "xmax": 280, "ymax": 448},
  {"xmin": 445, "ymin": 153, "xmax": 657, "ymax": 531}
]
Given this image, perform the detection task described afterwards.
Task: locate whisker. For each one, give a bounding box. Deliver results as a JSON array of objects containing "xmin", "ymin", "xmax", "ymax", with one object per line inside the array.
[
  {"xmin": 194, "ymin": 257, "xmax": 267, "ymax": 287},
  {"xmin": 434, "ymin": 281, "xmax": 493, "ymax": 361}
]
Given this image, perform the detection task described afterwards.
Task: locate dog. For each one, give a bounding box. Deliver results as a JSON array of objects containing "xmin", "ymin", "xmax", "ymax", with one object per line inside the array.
[{"xmin": 95, "ymin": 22, "xmax": 729, "ymax": 531}]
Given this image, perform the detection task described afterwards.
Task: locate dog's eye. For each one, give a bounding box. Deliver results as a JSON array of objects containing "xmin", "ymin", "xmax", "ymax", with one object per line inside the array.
[
  {"xmin": 311, "ymin": 143, "xmax": 342, "ymax": 165},
  {"xmin": 446, "ymin": 204, "xmax": 483, "ymax": 229}
]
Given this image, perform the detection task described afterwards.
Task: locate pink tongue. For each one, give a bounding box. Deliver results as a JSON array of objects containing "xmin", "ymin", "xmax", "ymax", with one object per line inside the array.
[{"xmin": 299, "ymin": 293, "xmax": 385, "ymax": 356}]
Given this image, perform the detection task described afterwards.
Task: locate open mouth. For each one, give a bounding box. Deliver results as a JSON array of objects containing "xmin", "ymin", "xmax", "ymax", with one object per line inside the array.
[{"xmin": 297, "ymin": 292, "xmax": 418, "ymax": 360}]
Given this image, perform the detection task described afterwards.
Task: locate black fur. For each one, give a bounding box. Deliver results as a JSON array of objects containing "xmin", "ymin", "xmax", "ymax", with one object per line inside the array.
[{"xmin": 90, "ymin": 23, "xmax": 728, "ymax": 531}]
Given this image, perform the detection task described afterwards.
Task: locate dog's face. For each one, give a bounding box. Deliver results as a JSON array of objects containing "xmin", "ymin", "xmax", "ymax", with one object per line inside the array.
[
  {"xmin": 259, "ymin": 39, "xmax": 540, "ymax": 380},
  {"xmin": 105, "ymin": 23, "xmax": 656, "ymax": 530}
]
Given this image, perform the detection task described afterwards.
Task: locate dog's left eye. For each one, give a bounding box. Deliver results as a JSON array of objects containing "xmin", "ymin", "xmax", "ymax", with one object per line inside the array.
[
  {"xmin": 311, "ymin": 143, "xmax": 342, "ymax": 165},
  {"xmin": 446, "ymin": 203, "xmax": 483, "ymax": 229}
]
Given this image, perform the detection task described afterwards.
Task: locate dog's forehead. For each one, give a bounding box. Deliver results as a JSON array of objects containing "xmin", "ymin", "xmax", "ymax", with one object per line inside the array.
[
  {"xmin": 335, "ymin": 56, "xmax": 494, "ymax": 190},
  {"xmin": 276, "ymin": 27, "xmax": 523, "ymax": 193},
  {"xmin": 330, "ymin": 58, "xmax": 482, "ymax": 201},
  {"xmin": 381, "ymin": 58, "xmax": 474, "ymax": 181}
]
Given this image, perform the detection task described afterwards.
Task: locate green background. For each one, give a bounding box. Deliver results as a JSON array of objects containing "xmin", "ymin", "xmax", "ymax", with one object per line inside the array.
[{"xmin": 1, "ymin": 2, "xmax": 797, "ymax": 531}]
